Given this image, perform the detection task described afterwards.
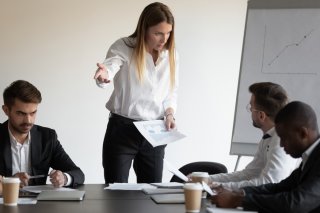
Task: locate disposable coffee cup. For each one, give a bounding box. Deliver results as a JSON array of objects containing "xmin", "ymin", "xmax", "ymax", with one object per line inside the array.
[
  {"xmin": 191, "ymin": 172, "xmax": 209, "ymax": 198},
  {"xmin": 191, "ymin": 172, "xmax": 209, "ymax": 184},
  {"xmin": 2, "ymin": 177, "xmax": 20, "ymax": 206},
  {"xmin": 183, "ymin": 183, "xmax": 203, "ymax": 212}
]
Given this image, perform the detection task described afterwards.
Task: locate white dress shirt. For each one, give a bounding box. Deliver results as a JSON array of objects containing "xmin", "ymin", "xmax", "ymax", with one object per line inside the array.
[
  {"xmin": 210, "ymin": 127, "xmax": 298, "ymax": 191},
  {"xmin": 9, "ymin": 128, "xmax": 31, "ymax": 176},
  {"xmin": 96, "ymin": 37, "xmax": 179, "ymax": 120}
]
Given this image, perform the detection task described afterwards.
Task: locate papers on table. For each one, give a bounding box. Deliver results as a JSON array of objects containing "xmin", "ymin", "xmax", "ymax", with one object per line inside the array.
[
  {"xmin": 104, "ymin": 183, "xmax": 157, "ymax": 190},
  {"xmin": 202, "ymin": 181, "xmax": 216, "ymax": 196},
  {"xmin": 142, "ymin": 188, "xmax": 184, "ymax": 195},
  {"xmin": 163, "ymin": 158, "xmax": 189, "ymax": 182},
  {"xmin": 150, "ymin": 182, "xmax": 184, "ymax": 189},
  {"xmin": 133, "ymin": 120, "xmax": 186, "ymax": 147},
  {"xmin": 206, "ymin": 205, "xmax": 258, "ymax": 213},
  {"xmin": 105, "ymin": 182, "xmax": 184, "ymax": 194},
  {"xmin": 0, "ymin": 198, "xmax": 37, "ymax": 205},
  {"xmin": 22, "ymin": 185, "xmax": 77, "ymax": 193}
]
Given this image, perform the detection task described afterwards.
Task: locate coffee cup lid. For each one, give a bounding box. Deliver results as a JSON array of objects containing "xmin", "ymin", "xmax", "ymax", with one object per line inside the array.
[
  {"xmin": 2, "ymin": 177, "xmax": 20, "ymax": 183},
  {"xmin": 191, "ymin": 172, "xmax": 209, "ymax": 177},
  {"xmin": 183, "ymin": 183, "xmax": 203, "ymax": 190}
]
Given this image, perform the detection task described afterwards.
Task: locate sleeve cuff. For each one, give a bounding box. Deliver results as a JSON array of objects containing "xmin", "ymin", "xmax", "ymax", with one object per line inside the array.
[{"xmin": 64, "ymin": 173, "xmax": 73, "ymax": 186}]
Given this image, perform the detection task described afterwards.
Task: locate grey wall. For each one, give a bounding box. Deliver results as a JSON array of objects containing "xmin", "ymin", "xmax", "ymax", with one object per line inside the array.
[{"xmin": 0, "ymin": 0, "xmax": 247, "ymax": 183}]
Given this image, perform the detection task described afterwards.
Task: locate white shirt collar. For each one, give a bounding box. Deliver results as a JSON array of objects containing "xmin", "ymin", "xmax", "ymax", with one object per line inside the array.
[
  {"xmin": 263, "ymin": 127, "xmax": 276, "ymax": 139},
  {"xmin": 8, "ymin": 126, "xmax": 31, "ymax": 145}
]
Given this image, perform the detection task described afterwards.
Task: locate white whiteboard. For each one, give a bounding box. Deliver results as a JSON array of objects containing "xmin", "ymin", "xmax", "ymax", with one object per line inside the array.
[{"xmin": 231, "ymin": 0, "xmax": 320, "ymax": 156}]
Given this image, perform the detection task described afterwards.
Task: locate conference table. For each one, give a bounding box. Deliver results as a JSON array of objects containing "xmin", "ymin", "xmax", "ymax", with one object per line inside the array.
[{"xmin": 1, "ymin": 184, "xmax": 213, "ymax": 213}]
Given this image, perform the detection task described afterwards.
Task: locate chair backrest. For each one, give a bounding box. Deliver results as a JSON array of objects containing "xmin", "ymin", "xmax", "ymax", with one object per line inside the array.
[{"xmin": 170, "ymin": 161, "xmax": 228, "ymax": 183}]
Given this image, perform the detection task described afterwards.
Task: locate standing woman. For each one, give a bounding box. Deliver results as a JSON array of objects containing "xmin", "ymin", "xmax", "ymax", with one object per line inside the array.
[{"xmin": 94, "ymin": 2, "xmax": 179, "ymax": 184}]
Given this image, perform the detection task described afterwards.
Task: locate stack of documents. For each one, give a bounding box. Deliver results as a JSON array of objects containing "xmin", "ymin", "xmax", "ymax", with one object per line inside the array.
[
  {"xmin": 144, "ymin": 182, "xmax": 184, "ymax": 195},
  {"xmin": 150, "ymin": 182, "xmax": 184, "ymax": 188},
  {"xmin": 104, "ymin": 183, "xmax": 156, "ymax": 190}
]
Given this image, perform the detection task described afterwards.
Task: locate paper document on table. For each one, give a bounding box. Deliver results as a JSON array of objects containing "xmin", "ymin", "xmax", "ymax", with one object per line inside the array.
[
  {"xmin": 207, "ymin": 206, "xmax": 257, "ymax": 213},
  {"xmin": 22, "ymin": 185, "xmax": 77, "ymax": 193},
  {"xmin": 142, "ymin": 188, "xmax": 184, "ymax": 195},
  {"xmin": 133, "ymin": 120, "xmax": 186, "ymax": 147},
  {"xmin": 104, "ymin": 183, "xmax": 157, "ymax": 190},
  {"xmin": 0, "ymin": 198, "xmax": 37, "ymax": 205},
  {"xmin": 202, "ymin": 181, "xmax": 216, "ymax": 196},
  {"xmin": 150, "ymin": 182, "xmax": 184, "ymax": 188},
  {"xmin": 163, "ymin": 158, "xmax": 188, "ymax": 182}
]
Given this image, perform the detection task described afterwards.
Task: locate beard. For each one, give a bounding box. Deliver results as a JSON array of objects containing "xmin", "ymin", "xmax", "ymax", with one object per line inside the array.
[
  {"xmin": 10, "ymin": 122, "xmax": 33, "ymax": 134},
  {"xmin": 252, "ymin": 120, "xmax": 261, "ymax": 129}
]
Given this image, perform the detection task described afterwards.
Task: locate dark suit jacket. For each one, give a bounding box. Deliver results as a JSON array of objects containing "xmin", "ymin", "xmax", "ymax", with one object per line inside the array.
[
  {"xmin": 0, "ymin": 121, "xmax": 85, "ymax": 187},
  {"xmin": 242, "ymin": 141, "xmax": 320, "ymax": 213}
]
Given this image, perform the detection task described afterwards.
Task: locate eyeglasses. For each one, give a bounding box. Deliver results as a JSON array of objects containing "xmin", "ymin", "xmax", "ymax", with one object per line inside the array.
[{"xmin": 246, "ymin": 104, "xmax": 260, "ymax": 113}]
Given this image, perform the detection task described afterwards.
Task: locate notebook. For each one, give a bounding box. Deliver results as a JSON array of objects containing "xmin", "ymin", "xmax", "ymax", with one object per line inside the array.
[
  {"xmin": 37, "ymin": 190, "xmax": 85, "ymax": 201},
  {"xmin": 151, "ymin": 193, "xmax": 185, "ymax": 204}
]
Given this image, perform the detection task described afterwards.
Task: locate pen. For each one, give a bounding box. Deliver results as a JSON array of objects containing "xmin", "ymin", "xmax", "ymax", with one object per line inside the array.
[{"xmin": 29, "ymin": 174, "xmax": 48, "ymax": 179}]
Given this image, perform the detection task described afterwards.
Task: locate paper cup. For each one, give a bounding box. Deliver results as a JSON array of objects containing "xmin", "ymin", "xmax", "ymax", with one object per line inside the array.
[
  {"xmin": 191, "ymin": 172, "xmax": 209, "ymax": 198},
  {"xmin": 2, "ymin": 178, "xmax": 20, "ymax": 206},
  {"xmin": 183, "ymin": 183, "xmax": 203, "ymax": 212},
  {"xmin": 190, "ymin": 172, "xmax": 209, "ymax": 184}
]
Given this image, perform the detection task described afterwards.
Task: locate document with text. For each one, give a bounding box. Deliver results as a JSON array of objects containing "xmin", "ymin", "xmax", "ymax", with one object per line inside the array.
[{"xmin": 133, "ymin": 120, "xmax": 186, "ymax": 147}]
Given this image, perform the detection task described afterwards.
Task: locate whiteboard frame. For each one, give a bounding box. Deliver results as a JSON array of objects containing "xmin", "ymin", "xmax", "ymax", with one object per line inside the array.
[{"xmin": 230, "ymin": 0, "xmax": 320, "ymax": 157}]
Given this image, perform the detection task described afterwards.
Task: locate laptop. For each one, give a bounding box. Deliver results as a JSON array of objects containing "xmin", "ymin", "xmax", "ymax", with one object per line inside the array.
[
  {"xmin": 37, "ymin": 190, "xmax": 85, "ymax": 201},
  {"xmin": 151, "ymin": 193, "xmax": 185, "ymax": 204}
]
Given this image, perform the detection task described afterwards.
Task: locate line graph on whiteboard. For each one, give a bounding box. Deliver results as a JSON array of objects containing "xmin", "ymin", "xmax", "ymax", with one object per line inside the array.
[
  {"xmin": 260, "ymin": 25, "xmax": 320, "ymax": 75},
  {"xmin": 248, "ymin": 9, "xmax": 320, "ymax": 76}
]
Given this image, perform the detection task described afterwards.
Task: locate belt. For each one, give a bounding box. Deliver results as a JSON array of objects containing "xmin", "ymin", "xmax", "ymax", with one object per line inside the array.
[{"xmin": 109, "ymin": 112, "xmax": 138, "ymax": 123}]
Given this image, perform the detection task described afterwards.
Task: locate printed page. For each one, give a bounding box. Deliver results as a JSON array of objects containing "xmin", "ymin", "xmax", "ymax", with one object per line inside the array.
[{"xmin": 133, "ymin": 120, "xmax": 186, "ymax": 147}]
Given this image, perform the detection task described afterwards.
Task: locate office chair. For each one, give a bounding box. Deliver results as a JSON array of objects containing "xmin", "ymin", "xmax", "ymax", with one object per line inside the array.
[{"xmin": 170, "ymin": 161, "xmax": 228, "ymax": 183}]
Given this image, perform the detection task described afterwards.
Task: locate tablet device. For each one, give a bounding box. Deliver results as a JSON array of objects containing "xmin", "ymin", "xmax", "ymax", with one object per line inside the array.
[{"xmin": 37, "ymin": 190, "xmax": 85, "ymax": 201}]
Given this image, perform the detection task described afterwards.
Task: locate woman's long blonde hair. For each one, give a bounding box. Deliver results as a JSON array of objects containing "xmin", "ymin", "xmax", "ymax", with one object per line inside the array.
[{"xmin": 127, "ymin": 2, "xmax": 176, "ymax": 90}]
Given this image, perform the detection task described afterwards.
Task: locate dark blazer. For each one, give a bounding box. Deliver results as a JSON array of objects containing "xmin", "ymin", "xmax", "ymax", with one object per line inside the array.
[
  {"xmin": 242, "ymin": 141, "xmax": 320, "ymax": 213},
  {"xmin": 0, "ymin": 121, "xmax": 85, "ymax": 187}
]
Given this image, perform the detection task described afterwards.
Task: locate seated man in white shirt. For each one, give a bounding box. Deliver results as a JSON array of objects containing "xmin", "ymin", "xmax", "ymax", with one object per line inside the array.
[{"xmin": 209, "ymin": 82, "xmax": 298, "ymax": 191}]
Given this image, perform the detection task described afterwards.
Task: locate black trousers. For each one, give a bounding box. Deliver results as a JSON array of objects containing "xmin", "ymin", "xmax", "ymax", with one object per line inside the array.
[{"xmin": 102, "ymin": 113, "xmax": 166, "ymax": 184}]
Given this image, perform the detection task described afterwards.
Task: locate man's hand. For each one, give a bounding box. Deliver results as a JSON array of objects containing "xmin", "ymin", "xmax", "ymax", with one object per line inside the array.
[
  {"xmin": 14, "ymin": 172, "xmax": 30, "ymax": 187},
  {"xmin": 210, "ymin": 183, "xmax": 226, "ymax": 194},
  {"xmin": 211, "ymin": 189, "xmax": 244, "ymax": 208},
  {"xmin": 49, "ymin": 170, "xmax": 67, "ymax": 188}
]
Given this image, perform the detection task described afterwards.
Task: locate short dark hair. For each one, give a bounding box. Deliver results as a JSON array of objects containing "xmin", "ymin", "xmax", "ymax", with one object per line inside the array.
[
  {"xmin": 249, "ymin": 82, "xmax": 288, "ymax": 121},
  {"xmin": 3, "ymin": 80, "xmax": 42, "ymax": 108},
  {"xmin": 275, "ymin": 101, "xmax": 318, "ymax": 131}
]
